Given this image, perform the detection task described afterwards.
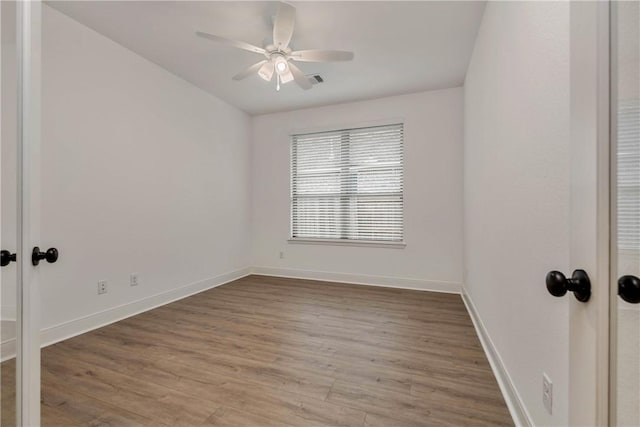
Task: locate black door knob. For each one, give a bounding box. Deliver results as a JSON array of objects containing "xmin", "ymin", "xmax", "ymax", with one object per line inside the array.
[
  {"xmin": 618, "ymin": 275, "xmax": 640, "ymax": 304},
  {"xmin": 0, "ymin": 250, "xmax": 16, "ymax": 267},
  {"xmin": 32, "ymin": 247, "xmax": 58, "ymax": 266},
  {"xmin": 546, "ymin": 269, "xmax": 591, "ymax": 302}
]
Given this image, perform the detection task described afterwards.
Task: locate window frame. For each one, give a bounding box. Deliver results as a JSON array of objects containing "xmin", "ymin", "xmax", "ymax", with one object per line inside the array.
[{"xmin": 288, "ymin": 120, "xmax": 406, "ymax": 248}]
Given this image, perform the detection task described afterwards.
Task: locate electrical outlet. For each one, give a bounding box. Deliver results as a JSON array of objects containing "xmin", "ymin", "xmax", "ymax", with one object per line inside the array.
[
  {"xmin": 542, "ymin": 373, "xmax": 553, "ymax": 414},
  {"xmin": 97, "ymin": 280, "xmax": 107, "ymax": 295},
  {"xmin": 279, "ymin": 251, "xmax": 284, "ymax": 259},
  {"xmin": 130, "ymin": 273, "xmax": 139, "ymax": 287}
]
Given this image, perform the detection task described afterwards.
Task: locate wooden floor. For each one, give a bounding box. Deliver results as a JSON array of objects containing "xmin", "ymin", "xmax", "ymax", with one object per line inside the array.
[{"xmin": 1, "ymin": 275, "xmax": 512, "ymax": 426}]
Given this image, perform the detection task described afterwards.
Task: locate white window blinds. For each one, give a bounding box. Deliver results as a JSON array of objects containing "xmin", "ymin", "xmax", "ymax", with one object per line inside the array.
[
  {"xmin": 618, "ymin": 99, "xmax": 640, "ymax": 251},
  {"xmin": 291, "ymin": 123, "xmax": 404, "ymax": 243}
]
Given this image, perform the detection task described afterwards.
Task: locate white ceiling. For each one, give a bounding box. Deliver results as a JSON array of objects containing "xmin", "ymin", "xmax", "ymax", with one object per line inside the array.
[{"xmin": 47, "ymin": 1, "xmax": 486, "ymax": 116}]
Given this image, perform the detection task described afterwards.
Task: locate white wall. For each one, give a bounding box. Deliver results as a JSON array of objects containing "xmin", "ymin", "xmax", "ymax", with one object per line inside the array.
[
  {"xmin": 35, "ymin": 5, "xmax": 251, "ymax": 334},
  {"xmin": 251, "ymin": 88, "xmax": 463, "ymax": 291},
  {"xmin": 463, "ymin": 2, "xmax": 570, "ymax": 426}
]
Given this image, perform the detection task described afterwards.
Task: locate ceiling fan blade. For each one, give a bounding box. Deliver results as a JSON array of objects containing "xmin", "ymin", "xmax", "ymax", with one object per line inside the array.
[
  {"xmin": 232, "ymin": 60, "xmax": 269, "ymax": 81},
  {"xmin": 290, "ymin": 50, "xmax": 354, "ymax": 62},
  {"xmin": 196, "ymin": 31, "xmax": 266, "ymax": 55},
  {"xmin": 287, "ymin": 61, "xmax": 313, "ymax": 90},
  {"xmin": 273, "ymin": 2, "xmax": 296, "ymax": 49}
]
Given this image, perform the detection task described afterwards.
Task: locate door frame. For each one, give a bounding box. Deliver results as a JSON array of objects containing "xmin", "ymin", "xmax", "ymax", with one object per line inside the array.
[
  {"xmin": 568, "ymin": 1, "xmax": 611, "ymax": 426},
  {"xmin": 15, "ymin": 0, "xmax": 41, "ymax": 425}
]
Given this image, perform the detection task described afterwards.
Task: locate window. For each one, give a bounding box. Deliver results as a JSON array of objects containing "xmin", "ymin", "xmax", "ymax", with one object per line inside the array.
[
  {"xmin": 290, "ymin": 123, "xmax": 404, "ymax": 244},
  {"xmin": 618, "ymin": 99, "xmax": 640, "ymax": 251}
]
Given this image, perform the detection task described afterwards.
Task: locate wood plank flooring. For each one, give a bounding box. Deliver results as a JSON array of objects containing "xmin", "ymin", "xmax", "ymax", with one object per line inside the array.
[{"xmin": 1, "ymin": 275, "xmax": 513, "ymax": 426}]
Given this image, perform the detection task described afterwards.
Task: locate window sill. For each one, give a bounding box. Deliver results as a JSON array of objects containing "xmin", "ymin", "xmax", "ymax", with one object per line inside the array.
[{"xmin": 287, "ymin": 238, "xmax": 406, "ymax": 248}]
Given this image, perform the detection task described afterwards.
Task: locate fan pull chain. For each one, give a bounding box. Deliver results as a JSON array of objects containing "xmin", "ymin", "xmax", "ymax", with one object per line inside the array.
[{"xmin": 276, "ymin": 73, "xmax": 281, "ymax": 91}]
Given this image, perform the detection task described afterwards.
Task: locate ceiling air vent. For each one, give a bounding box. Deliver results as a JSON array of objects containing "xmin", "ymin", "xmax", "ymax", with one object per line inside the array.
[{"xmin": 307, "ymin": 75, "xmax": 324, "ymax": 85}]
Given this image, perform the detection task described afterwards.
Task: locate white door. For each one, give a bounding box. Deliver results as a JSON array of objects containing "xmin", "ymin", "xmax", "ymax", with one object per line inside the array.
[
  {"xmin": 565, "ymin": 2, "xmax": 611, "ymax": 424},
  {"xmin": 16, "ymin": 1, "xmax": 42, "ymax": 424},
  {"xmin": 567, "ymin": 2, "xmax": 640, "ymax": 426},
  {"xmin": 1, "ymin": 1, "xmax": 42, "ymax": 425},
  {"xmin": 611, "ymin": 1, "xmax": 640, "ymax": 426},
  {"xmin": 0, "ymin": 2, "xmax": 20, "ymax": 425}
]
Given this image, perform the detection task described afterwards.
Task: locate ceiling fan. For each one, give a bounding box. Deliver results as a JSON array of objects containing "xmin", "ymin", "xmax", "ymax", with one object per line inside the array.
[{"xmin": 196, "ymin": 2, "xmax": 354, "ymax": 91}]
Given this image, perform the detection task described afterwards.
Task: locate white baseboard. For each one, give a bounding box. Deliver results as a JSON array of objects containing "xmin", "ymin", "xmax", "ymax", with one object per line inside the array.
[
  {"xmin": 0, "ymin": 339, "xmax": 15, "ymax": 363},
  {"xmin": 461, "ymin": 286, "xmax": 533, "ymax": 427},
  {"xmin": 251, "ymin": 266, "xmax": 461, "ymax": 293},
  {"xmin": 1, "ymin": 266, "xmax": 251, "ymax": 362}
]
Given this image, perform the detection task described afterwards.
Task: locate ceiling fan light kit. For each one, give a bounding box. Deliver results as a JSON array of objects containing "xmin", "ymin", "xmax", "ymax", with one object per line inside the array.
[{"xmin": 196, "ymin": 2, "xmax": 354, "ymax": 92}]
